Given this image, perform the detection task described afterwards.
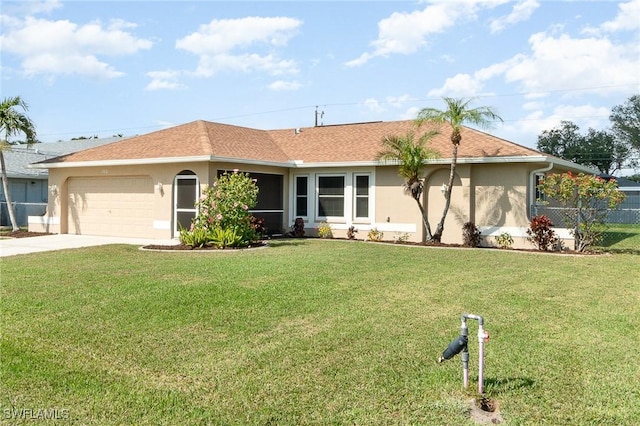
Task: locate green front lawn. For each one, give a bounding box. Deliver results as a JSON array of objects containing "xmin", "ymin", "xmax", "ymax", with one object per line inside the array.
[
  {"xmin": 599, "ymin": 223, "xmax": 640, "ymax": 252},
  {"xmin": 1, "ymin": 240, "xmax": 639, "ymax": 425}
]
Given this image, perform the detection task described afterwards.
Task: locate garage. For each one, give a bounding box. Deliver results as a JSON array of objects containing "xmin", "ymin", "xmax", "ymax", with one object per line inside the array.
[{"xmin": 67, "ymin": 176, "xmax": 154, "ymax": 238}]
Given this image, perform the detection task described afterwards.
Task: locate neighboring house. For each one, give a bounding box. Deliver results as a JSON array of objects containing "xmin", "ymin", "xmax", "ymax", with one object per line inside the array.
[
  {"xmin": 607, "ymin": 176, "xmax": 640, "ymax": 224},
  {"xmin": 29, "ymin": 120, "xmax": 596, "ymax": 248},
  {"xmin": 1, "ymin": 137, "xmax": 123, "ymax": 227}
]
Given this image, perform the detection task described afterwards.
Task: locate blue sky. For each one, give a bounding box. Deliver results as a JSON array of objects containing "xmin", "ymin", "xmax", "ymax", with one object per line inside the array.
[{"xmin": 2, "ymin": 0, "xmax": 639, "ymax": 155}]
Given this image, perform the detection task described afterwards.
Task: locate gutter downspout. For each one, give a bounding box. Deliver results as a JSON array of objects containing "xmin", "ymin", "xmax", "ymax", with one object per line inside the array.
[{"xmin": 529, "ymin": 162, "xmax": 554, "ymax": 219}]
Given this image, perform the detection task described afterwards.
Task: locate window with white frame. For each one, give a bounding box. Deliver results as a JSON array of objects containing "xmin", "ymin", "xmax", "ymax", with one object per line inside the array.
[
  {"xmin": 354, "ymin": 174, "xmax": 369, "ymax": 220},
  {"xmin": 295, "ymin": 176, "xmax": 308, "ymax": 217},
  {"xmin": 317, "ymin": 175, "xmax": 345, "ymax": 218},
  {"xmin": 535, "ymin": 174, "xmax": 546, "ymax": 203}
]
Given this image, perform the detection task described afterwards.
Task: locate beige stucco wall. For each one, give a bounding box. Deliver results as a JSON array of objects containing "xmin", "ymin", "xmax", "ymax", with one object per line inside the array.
[
  {"xmin": 29, "ymin": 161, "xmax": 291, "ymax": 239},
  {"xmin": 28, "ymin": 158, "xmax": 577, "ymax": 247},
  {"xmin": 372, "ymin": 162, "xmax": 547, "ymax": 248},
  {"xmin": 372, "ymin": 166, "xmax": 423, "ymax": 241},
  {"xmin": 29, "ymin": 162, "xmax": 212, "ymax": 239}
]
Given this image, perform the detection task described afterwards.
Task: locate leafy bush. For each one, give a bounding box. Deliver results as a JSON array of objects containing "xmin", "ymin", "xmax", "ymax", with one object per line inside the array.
[
  {"xmin": 526, "ymin": 215, "xmax": 558, "ymax": 251},
  {"xmin": 495, "ymin": 232, "xmax": 514, "ymax": 249},
  {"xmin": 250, "ymin": 216, "xmax": 267, "ymax": 238},
  {"xmin": 209, "ymin": 226, "xmax": 243, "ymax": 249},
  {"xmin": 181, "ymin": 170, "xmax": 259, "ymax": 248},
  {"xmin": 393, "ymin": 232, "xmax": 409, "ymax": 243},
  {"xmin": 317, "ymin": 222, "xmax": 332, "ymax": 239},
  {"xmin": 347, "ymin": 226, "xmax": 358, "ymax": 240},
  {"xmin": 367, "ymin": 228, "xmax": 383, "ymax": 242},
  {"xmin": 178, "ymin": 225, "xmax": 211, "ymax": 249},
  {"xmin": 462, "ymin": 222, "xmax": 482, "ymax": 247},
  {"xmin": 289, "ymin": 217, "xmax": 305, "ymax": 237}
]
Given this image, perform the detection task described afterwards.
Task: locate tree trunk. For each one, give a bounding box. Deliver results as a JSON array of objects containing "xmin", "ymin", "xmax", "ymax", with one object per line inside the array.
[
  {"xmin": 0, "ymin": 150, "xmax": 20, "ymax": 231},
  {"xmin": 414, "ymin": 197, "xmax": 432, "ymax": 241},
  {"xmin": 432, "ymin": 143, "xmax": 458, "ymax": 242}
]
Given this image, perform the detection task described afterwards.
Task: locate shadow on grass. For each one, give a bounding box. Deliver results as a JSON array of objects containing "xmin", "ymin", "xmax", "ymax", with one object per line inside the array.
[
  {"xmin": 266, "ymin": 238, "xmax": 311, "ymax": 248},
  {"xmin": 600, "ymin": 231, "xmax": 636, "ymax": 246},
  {"xmin": 484, "ymin": 377, "xmax": 535, "ymax": 393}
]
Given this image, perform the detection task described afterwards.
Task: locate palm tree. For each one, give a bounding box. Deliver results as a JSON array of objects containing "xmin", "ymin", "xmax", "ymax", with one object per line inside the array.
[
  {"xmin": 376, "ymin": 130, "xmax": 438, "ymax": 240},
  {"xmin": 1, "ymin": 97, "xmax": 37, "ymax": 231},
  {"xmin": 416, "ymin": 97, "xmax": 502, "ymax": 242}
]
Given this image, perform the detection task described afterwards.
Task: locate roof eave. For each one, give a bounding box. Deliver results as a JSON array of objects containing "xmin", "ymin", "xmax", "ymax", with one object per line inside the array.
[
  {"xmin": 29, "ymin": 155, "xmax": 296, "ymax": 169},
  {"xmin": 28, "ymin": 154, "xmax": 597, "ymax": 174}
]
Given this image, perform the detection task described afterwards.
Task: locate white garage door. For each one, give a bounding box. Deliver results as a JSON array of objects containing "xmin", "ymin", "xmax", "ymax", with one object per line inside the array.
[{"xmin": 67, "ymin": 176, "xmax": 154, "ymax": 238}]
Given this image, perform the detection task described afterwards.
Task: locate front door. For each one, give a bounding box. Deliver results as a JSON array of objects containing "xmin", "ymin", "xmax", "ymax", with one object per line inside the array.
[{"xmin": 174, "ymin": 171, "xmax": 199, "ymax": 237}]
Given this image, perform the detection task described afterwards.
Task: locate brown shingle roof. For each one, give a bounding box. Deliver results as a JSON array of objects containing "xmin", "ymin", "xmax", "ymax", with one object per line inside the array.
[{"xmin": 41, "ymin": 119, "xmax": 542, "ymax": 165}]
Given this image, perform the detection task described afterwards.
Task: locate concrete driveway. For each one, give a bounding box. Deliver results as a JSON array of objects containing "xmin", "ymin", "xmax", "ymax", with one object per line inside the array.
[{"xmin": 0, "ymin": 234, "xmax": 178, "ymax": 257}]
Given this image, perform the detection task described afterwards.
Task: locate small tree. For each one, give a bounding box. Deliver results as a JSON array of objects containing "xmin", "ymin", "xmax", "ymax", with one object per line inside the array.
[
  {"xmin": 537, "ymin": 172, "xmax": 625, "ymax": 252},
  {"xmin": 376, "ymin": 131, "xmax": 438, "ymax": 240},
  {"xmin": 416, "ymin": 97, "xmax": 502, "ymax": 242}
]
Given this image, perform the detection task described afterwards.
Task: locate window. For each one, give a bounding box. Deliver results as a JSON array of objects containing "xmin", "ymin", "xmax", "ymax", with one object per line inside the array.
[
  {"xmin": 535, "ymin": 174, "xmax": 545, "ymax": 203},
  {"xmin": 295, "ymin": 176, "xmax": 308, "ymax": 217},
  {"xmin": 354, "ymin": 175, "xmax": 369, "ymax": 219},
  {"xmin": 317, "ymin": 175, "xmax": 345, "ymax": 217},
  {"xmin": 217, "ymin": 170, "xmax": 284, "ymax": 235}
]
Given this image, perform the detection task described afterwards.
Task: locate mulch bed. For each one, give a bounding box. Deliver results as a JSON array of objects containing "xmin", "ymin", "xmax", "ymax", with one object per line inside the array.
[
  {"xmin": 142, "ymin": 241, "xmax": 269, "ymax": 251},
  {"xmin": 1, "ymin": 231, "xmax": 599, "ymax": 255},
  {"xmin": 0, "ymin": 231, "xmax": 53, "ymax": 238}
]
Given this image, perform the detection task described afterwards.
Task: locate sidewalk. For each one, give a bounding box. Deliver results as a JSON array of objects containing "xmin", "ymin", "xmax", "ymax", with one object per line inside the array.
[{"xmin": 0, "ymin": 234, "xmax": 179, "ymax": 257}]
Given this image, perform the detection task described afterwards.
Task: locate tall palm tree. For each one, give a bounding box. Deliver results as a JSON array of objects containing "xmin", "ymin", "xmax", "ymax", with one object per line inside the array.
[
  {"xmin": 416, "ymin": 97, "xmax": 502, "ymax": 242},
  {"xmin": 376, "ymin": 130, "xmax": 438, "ymax": 240},
  {"xmin": 1, "ymin": 97, "xmax": 37, "ymax": 231}
]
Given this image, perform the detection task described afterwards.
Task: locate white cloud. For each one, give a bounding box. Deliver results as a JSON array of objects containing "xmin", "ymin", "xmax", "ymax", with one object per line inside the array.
[
  {"xmin": 346, "ymin": 1, "xmax": 507, "ymax": 67},
  {"xmin": 427, "ymin": 73, "xmax": 486, "ymax": 97},
  {"xmin": 490, "ymin": 0, "xmax": 540, "ymax": 33},
  {"xmin": 6, "ymin": 0, "xmax": 62, "ymax": 16},
  {"xmin": 267, "ymin": 80, "xmax": 302, "ymax": 91},
  {"xmin": 503, "ymin": 103, "xmax": 611, "ymax": 144},
  {"xmin": 176, "ymin": 16, "xmax": 302, "ymax": 76},
  {"xmin": 598, "ymin": 0, "xmax": 640, "ymax": 33},
  {"xmin": 429, "ymin": 26, "xmax": 638, "ymax": 100},
  {"xmin": 362, "ymin": 95, "xmax": 416, "ymax": 113},
  {"xmin": 363, "ymin": 98, "xmax": 385, "ymax": 113},
  {"xmin": 400, "ymin": 106, "xmax": 420, "ymax": 120},
  {"xmin": 0, "ymin": 16, "xmax": 153, "ymax": 79},
  {"xmin": 503, "ymin": 31, "xmax": 639, "ymax": 96},
  {"xmin": 386, "ymin": 94, "xmax": 414, "ymax": 108},
  {"xmin": 145, "ymin": 70, "xmax": 186, "ymax": 91},
  {"xmin": 194, "ymin": 53, "xmax": 298, "ymax": 77}
]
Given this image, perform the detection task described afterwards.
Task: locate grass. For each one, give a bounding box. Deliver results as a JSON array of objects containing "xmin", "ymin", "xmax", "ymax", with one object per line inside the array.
[
  {"xmin": 1, "ymin": 240, "xmax": 639, "ymax": 425},
  {"xmin": 599, "ymin": 223, "xmax": 640, "ymax": 253}
]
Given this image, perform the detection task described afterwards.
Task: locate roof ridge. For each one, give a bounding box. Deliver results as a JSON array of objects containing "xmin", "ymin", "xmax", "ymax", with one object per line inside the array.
[{"xmin": 196, "ymin": 120, "xmax": 214, "ymax": 155}]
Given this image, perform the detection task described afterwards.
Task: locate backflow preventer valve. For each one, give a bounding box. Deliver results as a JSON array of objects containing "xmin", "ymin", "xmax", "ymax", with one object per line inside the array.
[{"xmin": 438, "ymin": 313, "xmax": 489, "ymax": 394}]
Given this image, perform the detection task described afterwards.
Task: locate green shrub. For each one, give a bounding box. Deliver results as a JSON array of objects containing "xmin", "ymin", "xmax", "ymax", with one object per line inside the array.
[
  {"xmin": 209, "ymin": 226, "xmax": 243, "ymax": 249},
  {"xmin": 317, "ymin": 222, "xmax": 332, "ymax": 239},
  {"xmin": 393, "ymin": 232, "xmax": 409, "ymax": 243},
  {"xmin": 462, "ymin": 222, "xmax": 482, "ymax": 247},
  {"xmin": 495, "ymin": 232, "xmax": 514, "ymax": 249},
  {"xmin": 367, "ymin": 228, "xmax": 383, "ymax": 242},
  {"xmin": 347, "ymin": 226, "xmax": 358, "ymax": 240},
  {"xmin": 289, "ymin": 217, "xmax": 305, "ymax": 237},
  {"xmin": 181, "ymin": 170, "xmax": 259, "ymax": 248},
  {"xmin": 178, "ymin": 225, "xmax": 211, "ymax": 248}
]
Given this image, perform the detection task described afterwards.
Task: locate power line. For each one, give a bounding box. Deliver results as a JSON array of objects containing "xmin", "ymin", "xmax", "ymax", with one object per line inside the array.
[{"xmin": 33, "ymin": 84, "xmax": 639, "ymax": 140}]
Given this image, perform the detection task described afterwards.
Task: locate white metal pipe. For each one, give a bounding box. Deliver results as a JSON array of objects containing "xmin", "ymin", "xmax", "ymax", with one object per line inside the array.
[{"xmin": 478, "ymin": 325, "xmax": 485, "ymax": 394}]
